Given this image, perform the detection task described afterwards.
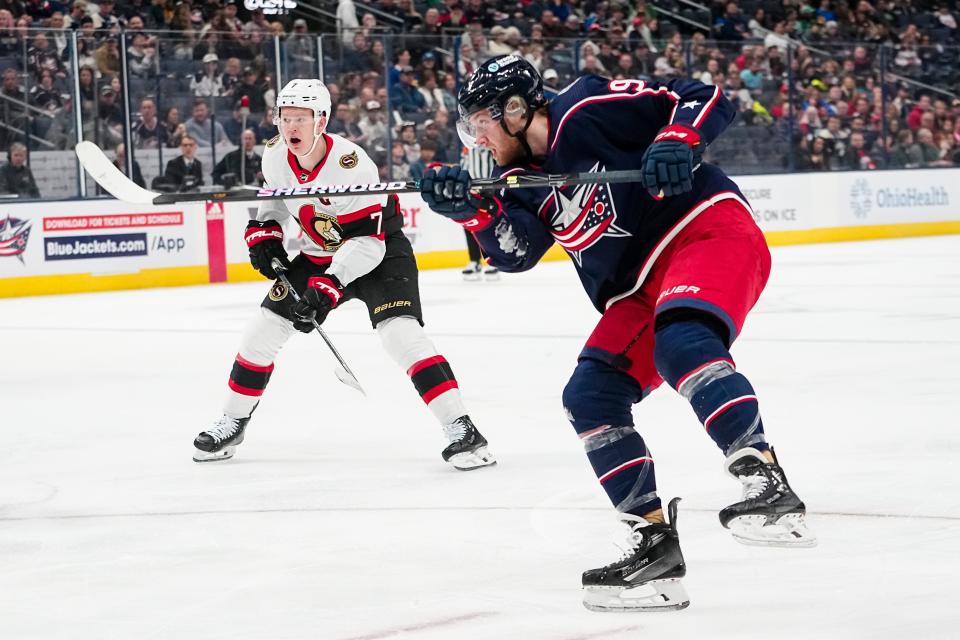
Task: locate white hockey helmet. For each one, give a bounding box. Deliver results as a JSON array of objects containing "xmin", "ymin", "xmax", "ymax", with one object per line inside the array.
[{"xmin": 272, "ymin": 78, "xmax": 331, "ymax": 125}]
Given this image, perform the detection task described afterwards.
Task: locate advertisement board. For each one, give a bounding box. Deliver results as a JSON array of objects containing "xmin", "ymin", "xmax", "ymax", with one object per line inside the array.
[
  {"xmin": 0, "ymin": 201, "xmax": 202, "ymax": 281},
  {"xmin": 0, "ymin": 199, "xmax": 207, "ymax": 296},
  {"xmin": 3, "ymin": 168, "xmax": 960, "ymax": 298},
  {"xmin": 735, "ymin": 169, "xmax": 960, "ymax": 241}
]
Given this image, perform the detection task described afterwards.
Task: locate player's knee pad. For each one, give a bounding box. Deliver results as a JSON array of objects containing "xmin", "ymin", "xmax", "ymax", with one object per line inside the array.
[
  {"xmin": 562, "ymin": 358, "xmax": 643, "ymax": 434},
  {"xmin": 238, "ymin": 306, "xmax": 296, "ymax": 366},
  {"xmin": 376, "ymin": 315, "xmax": 435, "ymax": 370},
  {"xmin": 654, "ymin": 313, "xmax": 767, "ymax": 455},
  {"xmin": 653, "ymin": 311, "xmax": 733, "ymax": 393}
]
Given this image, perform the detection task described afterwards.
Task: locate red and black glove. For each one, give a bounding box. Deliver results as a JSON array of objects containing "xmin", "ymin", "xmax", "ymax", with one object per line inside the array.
[
  {"xmin": 245, "ymin": 219, "xmax": 290, "ymax": 279},
  {"xmin": 640, "ymin": 124, "xmax": 704, "ymax": 198},
  {"xmin": 292, "ymin": 274, "xmax": 343, "ymax": 332}
]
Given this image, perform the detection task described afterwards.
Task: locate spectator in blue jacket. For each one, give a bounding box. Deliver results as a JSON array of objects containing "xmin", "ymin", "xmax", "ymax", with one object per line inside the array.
[{"xmin": 390, "ymin": 66, "xmax": 426, "ymax": 115}]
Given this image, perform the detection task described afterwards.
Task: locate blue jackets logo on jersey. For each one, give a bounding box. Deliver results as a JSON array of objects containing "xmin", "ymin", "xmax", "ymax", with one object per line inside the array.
[{"xmin": 540, "ymin": 162, "xmax": 629, "ymax": 265}]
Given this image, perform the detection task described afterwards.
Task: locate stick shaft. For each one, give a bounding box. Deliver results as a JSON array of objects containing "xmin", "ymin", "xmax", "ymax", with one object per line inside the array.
[
  {"xmin": 78, "ymin": 139, "xmax": 644, "ymax": 206},
  {"xmin": 148, "ymin": 169, "xmax": 645, "ymax": 204},
  {"xmin": 272, "ymin": 262, "xmax": 365, "ymax": 394}
]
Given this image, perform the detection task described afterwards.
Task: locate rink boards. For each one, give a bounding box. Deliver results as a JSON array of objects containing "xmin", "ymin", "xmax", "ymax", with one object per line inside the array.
[{"xmin": 2, "ymin": 168, "xmax": 960, "ymax": 298}]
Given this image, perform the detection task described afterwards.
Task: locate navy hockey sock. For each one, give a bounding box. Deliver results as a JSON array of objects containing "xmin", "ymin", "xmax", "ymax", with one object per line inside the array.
[
  {"xmin": 563, "ymin": 358, "xmax": 661, "ymax": 516},
  {"xmin": 654, "ymin": 314, "xmax": 768, "ymax": 455}
]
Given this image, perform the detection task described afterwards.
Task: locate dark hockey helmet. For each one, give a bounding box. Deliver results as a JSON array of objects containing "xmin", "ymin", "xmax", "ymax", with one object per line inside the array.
[{"xmin": 457, "ymin": 55, "xmax": 546, "ymax": 149}]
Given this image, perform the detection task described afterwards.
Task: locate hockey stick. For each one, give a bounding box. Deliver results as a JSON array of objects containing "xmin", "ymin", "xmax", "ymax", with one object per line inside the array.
[
  {"xmin": 75, "ymin": 141, "xmax": 643, "ymax": 205},
  {"xmin": 271, "ymin": 258, "xmax": 366, "ymax": 396}
]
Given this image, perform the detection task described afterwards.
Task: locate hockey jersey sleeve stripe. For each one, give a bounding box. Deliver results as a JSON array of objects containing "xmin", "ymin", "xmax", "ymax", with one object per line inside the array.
[
  {"xmin": 537, "ymin": 192, "xmax": 556, "ymax": 218},
  {"xmin": 338, "ymin": 203, "xmax": 382, "ymax": 224},
  {"xmin": 550, "ymin": 86, "xmax": 678, "ymax": 153},
  {"xmin": 690, "ymin": 85, "xmax": 721, "ymax": 128},
  {"xmin": 666, "ymin": 85, "xmax": 721, "ymax": 128}
]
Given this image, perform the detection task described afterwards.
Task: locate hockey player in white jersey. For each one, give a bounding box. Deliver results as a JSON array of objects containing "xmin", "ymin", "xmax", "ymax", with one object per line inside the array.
[{"xmin": 192, "ymin": 79, "xmax": 495, "ymax": 470}]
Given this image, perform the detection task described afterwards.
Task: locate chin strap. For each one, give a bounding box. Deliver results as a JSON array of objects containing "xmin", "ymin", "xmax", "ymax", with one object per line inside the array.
[{"xmin": 500, "ymin": 107, "xmax": 539, "ymax": 165}]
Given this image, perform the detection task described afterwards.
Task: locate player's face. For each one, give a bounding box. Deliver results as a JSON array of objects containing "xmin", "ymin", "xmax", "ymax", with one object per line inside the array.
[
  {"xmin": 461, "ymin": 109, "xmax": 523, "ymax": 166},
  {"xmin": 279, "ymin": 106, "xmax": 322, "ymax": 155}
]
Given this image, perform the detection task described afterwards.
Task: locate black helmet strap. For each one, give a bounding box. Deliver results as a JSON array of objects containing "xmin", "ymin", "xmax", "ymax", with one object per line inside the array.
[{"xmin": 498, "ymin": 95, "xmax": 539, "ymax": 164}]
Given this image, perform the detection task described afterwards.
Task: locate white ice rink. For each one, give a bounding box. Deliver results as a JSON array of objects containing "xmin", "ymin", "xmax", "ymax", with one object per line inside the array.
[{"xmin": 2, "ymin": 235, "xmax": 958, "ymax": 640}]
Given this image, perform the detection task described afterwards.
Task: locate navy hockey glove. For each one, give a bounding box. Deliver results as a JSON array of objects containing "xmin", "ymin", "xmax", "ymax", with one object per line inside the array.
[
  {"xmin": 292, "ymin": 274, "xmax": 344, "ymax": 332},
  {"xmin": 640, "ymin": 124, "xmax": 704, "ymax": 198},
  {"xmin": 420, "ymin": 166, "xmax": 499, "ymax": 231},
  {"xmin": 245, "ymin": 219, "xmax": 290, "ymax": 280}
]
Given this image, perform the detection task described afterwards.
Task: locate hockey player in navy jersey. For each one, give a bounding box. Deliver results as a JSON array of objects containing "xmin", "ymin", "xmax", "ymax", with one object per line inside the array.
[{"xmin": 420, "ymin": 56, "xmax": 816, "ymax": 611}]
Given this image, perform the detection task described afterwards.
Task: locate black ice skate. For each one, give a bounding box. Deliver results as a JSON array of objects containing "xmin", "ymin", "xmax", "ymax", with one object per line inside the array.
[
  {"xmin": 719, "ymin": 447, "xmax": 816, "ymax": 548},
  {"xmin": 461, "ymin": 261, "xmax": 481, "ymax": 282},
  {"xmin": 441, "ymin": 415, "xmax": 496, "ymax": 470},
  {"xmin": 192, "ymin": 414, "xmax": 252, "ymax": 462},
  {"xmin": 582, "ymin": 497, "xmax": 690, "ymax": 612}
]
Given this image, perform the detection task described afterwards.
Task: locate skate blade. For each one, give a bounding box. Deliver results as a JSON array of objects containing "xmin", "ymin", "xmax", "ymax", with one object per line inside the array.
[
  {"xmin": 192, "ymin": 446, "xmax": 236, "ymax": 463},
  {"xmin": 448, "ymin": 446, "xmax": 497, "ymax": 471},
  {"xmin": 482, "ymin": 271, "xmax": 500, "ymax": 281},
  {"xmin": 583, "ymin": 578, "xmax": 690, "ymax": 613},
  {"xmin": 462, "ymin": 272, "xmax": 482, "ymax": 282},
  {"xmin": 727, "ymin": 513, "xmax": 817, "ymax": 548}
]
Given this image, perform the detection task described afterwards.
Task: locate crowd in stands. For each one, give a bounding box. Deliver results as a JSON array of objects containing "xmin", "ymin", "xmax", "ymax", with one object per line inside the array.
[{"xmin": 1, "ymin": 0, "xmax": 959, "ymax": 198}]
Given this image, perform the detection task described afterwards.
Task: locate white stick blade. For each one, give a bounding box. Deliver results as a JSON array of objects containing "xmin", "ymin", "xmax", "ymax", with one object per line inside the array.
[
  {"xmin": 75, "ymin": 141, "xmax": 161, "ymax": 205},
  {"xmin": 335, "ymin": 367, "xmax": 366, "ymax": 396}
]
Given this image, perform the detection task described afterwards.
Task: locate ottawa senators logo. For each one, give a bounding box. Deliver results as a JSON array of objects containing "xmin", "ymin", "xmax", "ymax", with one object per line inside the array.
[
  {"xmin": 268, "ymin": 281, "xmax": 288, "ymax": 301},
  {"xmin": 266, "ymin": 134, "xmax": 281, "ymax": 148},
  {"xmin": 312, "ymin": 212, "xmax": 344, "ymax": 249},
  {"xmin": 338, "ymin": 151, "xmax": 358, "ymax": 169}
]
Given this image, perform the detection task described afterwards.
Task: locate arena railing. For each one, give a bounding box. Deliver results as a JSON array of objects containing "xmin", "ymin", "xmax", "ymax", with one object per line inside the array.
[{"xmin": 0, "ymin": 28, "xmax": 957, "ymax": 202}]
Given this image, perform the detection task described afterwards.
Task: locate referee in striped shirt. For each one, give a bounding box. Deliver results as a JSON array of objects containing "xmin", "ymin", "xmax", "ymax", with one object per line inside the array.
[{"xmin": 460, "ymin": 146, "xmax": 499, "ymax": 281}]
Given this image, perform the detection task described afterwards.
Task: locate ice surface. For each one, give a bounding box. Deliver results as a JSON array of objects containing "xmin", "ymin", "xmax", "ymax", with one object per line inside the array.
[{"xmin": 2, "ymin": 236, "xmax": 958, "ymax": 639}]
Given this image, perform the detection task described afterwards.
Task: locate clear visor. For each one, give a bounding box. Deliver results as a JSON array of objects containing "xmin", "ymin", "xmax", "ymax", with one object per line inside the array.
[{"xmin": 456, "ymin": 108, "xmax": 500, "ymax": 150}]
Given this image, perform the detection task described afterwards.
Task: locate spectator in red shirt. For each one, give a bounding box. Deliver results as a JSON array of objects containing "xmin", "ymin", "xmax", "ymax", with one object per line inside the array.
[{"xmin": 907, "ymin": 94, "xmax": 932, "ymax": 131}]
